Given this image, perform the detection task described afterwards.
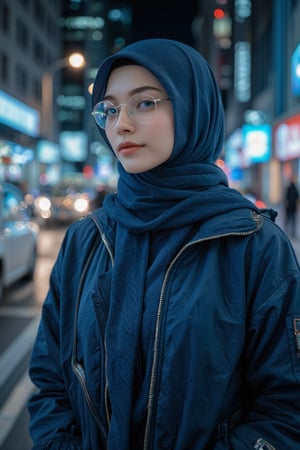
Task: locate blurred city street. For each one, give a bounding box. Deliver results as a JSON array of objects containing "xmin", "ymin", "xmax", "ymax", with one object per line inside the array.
[
  {"xmin": 0, "ymin": 226, "xmax": 66, "ymax": 450},
  {"xmin": 291, "ymin": 238, "xmax": 300, "ymax": 261},
  {"xmin": 272, "ymin": 204, "xmax": 300, "ymax": 262}
]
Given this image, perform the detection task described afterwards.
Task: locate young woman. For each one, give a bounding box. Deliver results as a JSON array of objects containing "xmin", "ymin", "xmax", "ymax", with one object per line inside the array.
[{"xmin": 28, "ymin": 39, "xmax": 300, "ymax": 450}]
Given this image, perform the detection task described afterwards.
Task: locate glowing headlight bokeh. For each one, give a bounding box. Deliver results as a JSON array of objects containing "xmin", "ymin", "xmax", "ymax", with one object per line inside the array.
[
  {"xmin": 74, "ymin": 197, "xmax": 89, "ymax": 213},
  {"xmin": 34, "ymin": 196, "xmax": 51, "ymax": 211},
  {"xmin": 34, "ymin": 196, "xmax": 52, "ymax": 219}
]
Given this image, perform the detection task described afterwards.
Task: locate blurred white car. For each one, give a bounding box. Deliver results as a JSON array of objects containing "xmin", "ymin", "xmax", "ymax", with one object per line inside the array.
[{"xmin": 0, "ymin": 182, "xmax": 39, "ymax": 302}]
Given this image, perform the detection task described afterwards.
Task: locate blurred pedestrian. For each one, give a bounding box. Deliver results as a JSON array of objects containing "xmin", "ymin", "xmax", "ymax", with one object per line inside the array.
[
  {"xmin": 28, "ymin": 38, "xmax": 300, "ymax": 449},
  {"xmin": 285, "ymin": 175, "xmax": 299, "ymax": 238}
]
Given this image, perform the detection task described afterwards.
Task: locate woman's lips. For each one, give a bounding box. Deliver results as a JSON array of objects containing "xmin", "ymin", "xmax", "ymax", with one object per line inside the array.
[{"xmin": 117, "ymin": 142, "xmax": 144, "ymax": 155}]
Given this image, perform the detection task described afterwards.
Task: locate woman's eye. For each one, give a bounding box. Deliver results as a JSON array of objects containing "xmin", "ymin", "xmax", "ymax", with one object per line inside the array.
[
  {"xmin": 106, "ymin": 107, "xmax": 117, "ymax": 117},
  {"xmin": 137, "ymin": 100, "xmax": 155, "ymax": 110}
]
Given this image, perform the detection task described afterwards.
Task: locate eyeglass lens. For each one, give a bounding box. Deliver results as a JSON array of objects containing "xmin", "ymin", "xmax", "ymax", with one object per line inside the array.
[{"xmin": 93, "ymin": 93, "xmax": 161, "ymax": 130}]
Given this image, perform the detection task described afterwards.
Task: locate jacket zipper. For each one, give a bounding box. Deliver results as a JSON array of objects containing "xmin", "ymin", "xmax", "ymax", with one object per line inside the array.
[
  {"xmin": 90, "ymin": 218, "xmax": 115, "ymax": 428},
  {"xmin": 254, "ymin": 437, "xmax": 277, "ymax": 449},
  {"xmin": 72, "ymin": 360, "xmax": 108, "ymax": 435},
  {"xmin": 143, "ymin": 228, "xmax": 259, "ymax": 450},
  {"xmin": 71, "ymin": 222, "xmax": 114, "ymax": 436}
]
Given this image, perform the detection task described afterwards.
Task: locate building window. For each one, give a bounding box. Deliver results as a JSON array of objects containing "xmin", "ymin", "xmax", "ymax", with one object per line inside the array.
[
  {"xmin": 33, "ymin": 37, "xmax": 44, "ymax": 64},
  {"xmin": 0, "ymin": 52, "xmax": 9, "ymax": 83},
  {"xmin": 33, "ymin": 0, "xmax": 45, "ymax": 26},
  {"xmin": 15, "ymin": 63, "xmax": 28, "ymax": 92},
  {"xmin": 0, "ymin": 3, "xmax": 10, "ymax": 34},
  {"xmin": 45, "ymin": 51, "xmax": 52, "ymax": 67},
  {"xmin": 46, "ymin": 15, "xmax": 53, "ymax": 36},
  {"xmin": 16, "ymin": 18, "xmax": 29, "ymax": 50},
  {"xmin": 18, "ymin": 0, "xmax": 30, "ymax": 7},
  {"xmin": 32, "ymin": 77, "xmax": 41, "ymax": 100}
]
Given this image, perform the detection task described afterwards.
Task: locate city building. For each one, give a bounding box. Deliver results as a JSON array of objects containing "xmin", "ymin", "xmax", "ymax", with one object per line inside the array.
[
  {"xmin": 0, "ymin": 0, "xmax": 62, "ymax": 191},
  {"xmin": 58, "ymin": 0, "xmax": 132, "ymax": 186},
  {"xmin": 194, "ymin": 0, "xmax": 300, "ymax": 206}
]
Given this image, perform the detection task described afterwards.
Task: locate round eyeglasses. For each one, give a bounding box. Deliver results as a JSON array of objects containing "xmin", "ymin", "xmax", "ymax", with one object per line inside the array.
[{"xmin": 92, "ymin": 93, "xmax": 170, "ymax": 130}]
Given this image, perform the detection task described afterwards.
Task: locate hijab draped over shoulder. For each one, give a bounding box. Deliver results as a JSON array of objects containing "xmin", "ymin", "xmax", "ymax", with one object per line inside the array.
[{"xmin": 91, "ymin": 39, "xmax": 258, "ymax": 449}]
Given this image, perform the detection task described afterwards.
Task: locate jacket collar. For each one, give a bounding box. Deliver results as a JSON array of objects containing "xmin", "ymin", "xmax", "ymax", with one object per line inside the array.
[{"xmin": 90, "ymin": 207, "xmax": 265, "ymax": 247}]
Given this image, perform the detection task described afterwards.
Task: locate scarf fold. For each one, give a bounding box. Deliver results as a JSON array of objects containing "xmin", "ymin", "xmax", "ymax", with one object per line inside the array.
[
  {"xmin": 106, "ymin": 227, "xmax": 149, "ymax": 449},
  {"xmin": 103, "ymin": 162, "xmax": 255, "ymax": 231},
  {"xmin": 92, "ymin": 39, "xmax": 258, "ymax": 449}
]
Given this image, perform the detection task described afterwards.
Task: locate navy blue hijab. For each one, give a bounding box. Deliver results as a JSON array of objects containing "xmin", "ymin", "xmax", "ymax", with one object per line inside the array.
[
  {"xmin": 92, "ymin": 38, "xmax": 257, "ymax": 230},
  {"xmin": 92, "ymin": 39, "xmax": 258, "ymax": 448}
]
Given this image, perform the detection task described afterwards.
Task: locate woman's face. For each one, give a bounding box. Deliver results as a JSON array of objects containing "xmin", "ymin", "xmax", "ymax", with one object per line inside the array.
[{"xmin": 102, "ymin": 65, "xmax": 174, "ymax": 174}]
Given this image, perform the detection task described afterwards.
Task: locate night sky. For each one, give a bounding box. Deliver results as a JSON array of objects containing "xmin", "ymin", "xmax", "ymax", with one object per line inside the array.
[{"xmin": 128, "ymin": 0, "xmax": 198, "ymax": 46}]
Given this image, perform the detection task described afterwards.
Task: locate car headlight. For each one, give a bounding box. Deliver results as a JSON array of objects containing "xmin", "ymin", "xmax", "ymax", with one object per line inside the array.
[
  {"xmin": 35, "ymin": 196, "xmax": 51, "ymax": 212},
  {"xmin": 74, "ymin": 197, "xmax": 89, "ymax": 213}
]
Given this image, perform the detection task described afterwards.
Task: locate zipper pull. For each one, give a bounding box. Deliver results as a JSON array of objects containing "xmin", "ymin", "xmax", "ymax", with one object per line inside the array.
[{"xmin": 254, "ymin": 437, "xmax": 276, "ymax": 449}]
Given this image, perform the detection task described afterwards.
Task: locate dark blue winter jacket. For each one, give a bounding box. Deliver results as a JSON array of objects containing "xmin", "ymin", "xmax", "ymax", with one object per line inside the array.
[{"xmin": 28, "ymin": 206, "xmax": 300, "ymax": 450}]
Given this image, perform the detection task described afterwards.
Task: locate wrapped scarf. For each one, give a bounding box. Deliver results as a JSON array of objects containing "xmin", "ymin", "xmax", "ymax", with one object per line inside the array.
[{"xmin": 92, "ymin": 39, "xmax": 258, "ymax": 448}]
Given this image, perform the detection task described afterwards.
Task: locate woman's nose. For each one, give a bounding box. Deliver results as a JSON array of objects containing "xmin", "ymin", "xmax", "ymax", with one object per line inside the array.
[{"xmin": 115, "ymin": 105, "xmax": 135, "ymax": 131}]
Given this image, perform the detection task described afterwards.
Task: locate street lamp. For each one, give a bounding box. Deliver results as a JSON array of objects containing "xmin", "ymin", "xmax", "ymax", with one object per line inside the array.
[{"xmin": 41, "ymin": 52, "xmax": 85, "ymax": 141}]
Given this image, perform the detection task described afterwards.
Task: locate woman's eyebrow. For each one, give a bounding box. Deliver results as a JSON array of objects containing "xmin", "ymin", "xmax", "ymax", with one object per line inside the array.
[{"xmin": 104, "ymin": 85, "xmax": 163, "ymax": 101}]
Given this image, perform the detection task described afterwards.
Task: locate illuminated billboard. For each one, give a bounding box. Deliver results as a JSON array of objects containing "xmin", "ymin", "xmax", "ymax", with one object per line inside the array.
[
  {"xmin": 291, "ymin": 43, "xmax": 300, "ymax": 96},
  {"xmin": 0, "ymin": 90, "xmax": 39, "ymax": 137},
  {"xmin": 273, "ymin": 113, "xmax": 300, "ymax": 161},
  {"xmin": 241, "ymin": 124, "xmax": 271, "ymax": 163},
  {"xmin": 60, "ymin": 131, "xmax": 87, "ymax": 162},
  {"xmin": 37, "ymin": 140, "xmax": 61, "ymax": 164}
]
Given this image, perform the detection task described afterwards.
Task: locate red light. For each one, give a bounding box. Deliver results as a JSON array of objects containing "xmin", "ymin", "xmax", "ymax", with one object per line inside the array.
[
  {"xmin": 214, "ymin": 8, "xmax": 225, "ymax": 19},
  {"xmin": 255, "ymin": 200, "xmax": 266, "ymax": 209},
  {"xmin": 83, "ymin": 165, "xmax": 94, "ymax": 179}
]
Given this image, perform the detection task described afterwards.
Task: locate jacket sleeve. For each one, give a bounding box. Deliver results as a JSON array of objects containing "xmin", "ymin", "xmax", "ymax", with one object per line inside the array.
[
  {"xmin": 28, "ymin": 231, "xmax": 83, "ymax": 450},
  {"xmin": 216, "ymin": 228, "xmax": 300, "ymax": 450}
]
